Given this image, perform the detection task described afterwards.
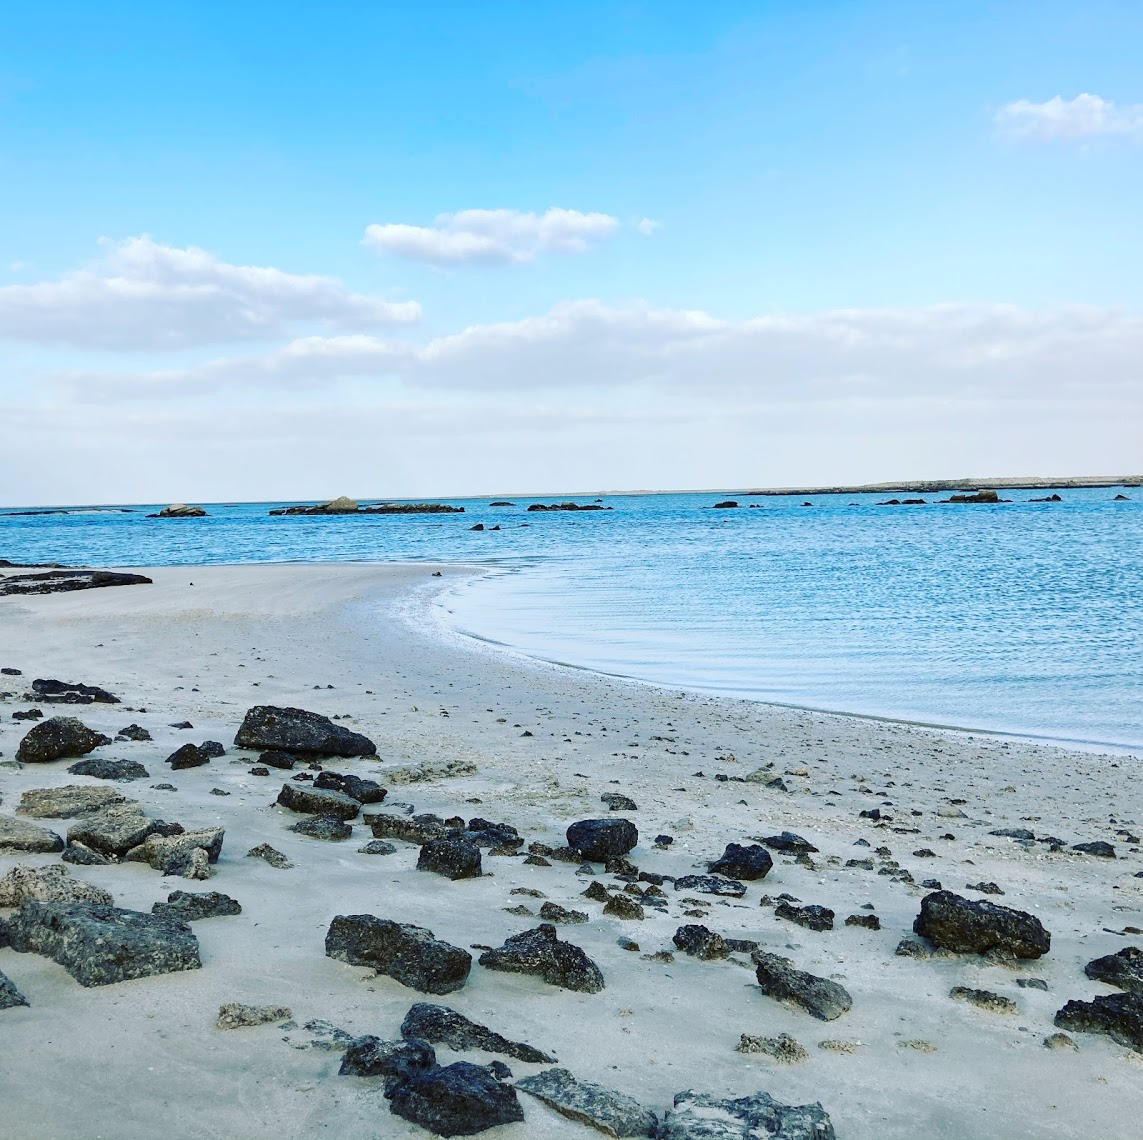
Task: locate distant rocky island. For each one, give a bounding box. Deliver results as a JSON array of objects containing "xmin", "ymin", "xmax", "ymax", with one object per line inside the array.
[
  {"xmin": 744, "ymin": 475, "xmax": 1142, "ymax": 497},
  {"xmin": 269, "ymin": 497, "xmax": 465, "ymax": 516}
]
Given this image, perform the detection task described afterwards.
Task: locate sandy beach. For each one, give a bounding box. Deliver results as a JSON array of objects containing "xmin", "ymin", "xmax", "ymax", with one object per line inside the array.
[{"xmin": 1, "ymin": 562, "xmax": 1140, "ymax": 1140}]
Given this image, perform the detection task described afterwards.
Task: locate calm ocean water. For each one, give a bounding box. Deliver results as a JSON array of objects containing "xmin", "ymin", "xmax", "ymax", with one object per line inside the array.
[{"xmin": 2, "ymin": 488, "xmax": 1140, "ymax": 750}]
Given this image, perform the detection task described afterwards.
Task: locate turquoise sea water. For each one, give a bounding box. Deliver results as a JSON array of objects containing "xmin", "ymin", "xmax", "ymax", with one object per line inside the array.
[{"xmin": 2, "ymin": 488, "xmax": 1140, "ymax": 750}]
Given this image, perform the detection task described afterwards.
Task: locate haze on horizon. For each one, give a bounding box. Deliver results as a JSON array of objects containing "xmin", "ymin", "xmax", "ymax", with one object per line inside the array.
[{"xmin": 1, "ymin": 1, "xmax": 1141, "ymax": 507}]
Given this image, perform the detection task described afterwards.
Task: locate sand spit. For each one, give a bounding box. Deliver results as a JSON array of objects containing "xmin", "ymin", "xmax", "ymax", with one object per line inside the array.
[{"xmin": 0, "ymin": 562, "xmax": 1141, "ymax": 1139}]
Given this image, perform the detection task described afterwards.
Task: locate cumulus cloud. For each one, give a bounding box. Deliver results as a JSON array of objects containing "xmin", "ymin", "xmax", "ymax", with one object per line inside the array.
[
  {"xmin": 996, "ymin": 93, "xmax": 1143, "ymax": 140},
  {"xmin": 636, "ymin": 217, "xmax": 661, "ymax": 236},
  {"xmin": 0, "ymin": 236, "xmax": 421, "ymax": 350},
  {"xmin": 363, "ymin": 208, "xmax": 620, "ymax": 266}
]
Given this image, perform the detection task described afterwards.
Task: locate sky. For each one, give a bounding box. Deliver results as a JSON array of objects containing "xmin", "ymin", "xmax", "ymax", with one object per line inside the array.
[{"xmin": 1, "ymin": 0, "xmax": 1141, "ymax": 505}]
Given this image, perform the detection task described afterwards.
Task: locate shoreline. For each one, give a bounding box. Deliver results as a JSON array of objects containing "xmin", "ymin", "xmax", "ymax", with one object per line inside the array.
[{"xmin": 1, "ymin": 562, "xmax": 1141, "ymax": 1139}]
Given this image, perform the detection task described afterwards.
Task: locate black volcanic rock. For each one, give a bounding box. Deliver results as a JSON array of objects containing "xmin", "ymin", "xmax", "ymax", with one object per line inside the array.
[
  {"xmin": 16, "ymin": 717, "xmax": 110, "ymax": 764},
  {"xmin": 566, "ymin": 819, "xmax": 637, "ymax": 862},
  {"xmin": 400, "ymin": 1002, "xmax": 556, "ymax": 1064},
  {"xmin": 235, "ymin": 704, "xmax": 376, "ymax": 756},
  {"xmin": 479, "ymin": 924, "xmax": 604, "ymax": 993},
  {"xmin": 710, "ymin": 843, "xmax": 773, "ymax": 881},
  {"xmin": 387, "ymin": 1061, "xmax": 524, "ymax": 1135},
  {"xmin": 913, "ymin": 891, "xmax": 1050, "ymax": 959},
  {"xmin": 326, "ymin": 915, "xmax": 472, "ymax": 995}
]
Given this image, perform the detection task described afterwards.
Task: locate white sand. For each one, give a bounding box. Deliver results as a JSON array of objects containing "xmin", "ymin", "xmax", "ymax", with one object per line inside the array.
[{"xmin": 0, "ymin": 563, "xmax": 1140, "ymax": 1139}]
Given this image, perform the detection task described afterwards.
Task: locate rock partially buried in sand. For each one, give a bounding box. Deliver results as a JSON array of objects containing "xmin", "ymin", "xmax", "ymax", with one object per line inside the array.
[
  {"xmin": 326, "ymin": 914, "xmax": 472, "ymax": 995},
  {"xmin": 235, "ymin": 705, "xmax": 376, "ymax": 757},
  {"xmin": 153, "ymin": 891, "xmax": 242, "ymax": 921},
  {"xmin": 28, "ymin": 678, "xmax": 121, "ymax": 705},
  {"xmin": 216, "ymin": 1002, "xmax": 292, "ymax": 1029},
  {"xmin": 401, "ymin": 1002, "xmax": 556, "ymax": 1064},
  {"xmin": 66, "ymin": 803, "xmax": 167, "ymax": 858},
  {"xmin": 0, "ymin": 864, "xmax": 114, "ymax": 908},
  {"xmin": 313, "ymin": 770, "xmax": 387, "ymax": 803},
  {"xmin": 16, "ymin": 717, "xmax": 110, "ymax": 764},
  {"xmin": 246, "ymin": 843, "xmax": 293, "ymax": 869},
  {"xmin": 566, "ymin": 818, "xmax": 638, "ymax": 863},
  {"xmin": 912, "ymin": 890, "xmax": 1051, "ymax": 959},
  {"xmin": 291, "ymin": 815, "xmax": 353, "ymax": 841},
  {"xmin": 478, "ymin": 923, "xmax": 605, "ymax": 993},
  {"xmin": 673, "ymin": 874, "xmax": 747, "ymax": 898},
  {"xmin": 387, "ymin": 1060, "xmax": 524, "ymax": 1136},
  {"xmin": 774, "ymin": 902, "xmax": 835, "ymax": 932},
  {"xmin": 124, "ymin": 827, "xmax": 225, "ymax": 874},
  {"xmin": 1054, "ymin": 992, "xmax": 1143, "ymax": 1052},
  {"xmin": 67, "ymin": 757, "xmax": 150, "ymax": 781},
  {"xmin": 659, "ymin": 1089, "xmax": 836, "ymax": 1140},
  {"xmin": 340, "ymin": 1035, "xmax": 437, "ymax": 1086},
  {"xmin": 0, "ymin": 969, "xmax": 29, "ymax": 1009},
  {"xmin": 165, "ymin": 743, "xmax": 211, "ymax": 770},
  {"xmin": 16, "ymin": 784, "xmax": 128, "ymax": 818},
  {"xmin": 752, "ymin": 951, "xmax": 852, "ymax": 1021},
  {"xmin": 1085, "ymin": 946, "xmax": 1143, "ymax": 994},
  {"xmin": 6, "ymin": 901, "xmax": 201, "ymax": 987},
  {"xmin": 673, "ymin": 925, "xmax": 728, "ymax": 960},
  {"xmin": 417, "ymin": 836, "xmax": 483, "ymax": 880},
  {"xmin": 368, "ymin": 812, "xmax": 447, "ymax": 844},
  {"xmin": 516, "ymin": 1067, "xmax": 658, "ymax": 1137},
  {"xmin": 0, "ymin": 816, "xmax": 65, "ymax": 854},
  {"xmin": 709, "ymin": 843, "xmax": 773, "ymax": 881},
  {"xmin": 276, "ymin": 782, "xmax": 361, "ymax": 820},
  {"xmin": 758, "ymin": 831, "xmax": 819, "ymax": 854}
]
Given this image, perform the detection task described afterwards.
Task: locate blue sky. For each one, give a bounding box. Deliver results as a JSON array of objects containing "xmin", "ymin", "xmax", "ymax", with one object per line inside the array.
[{"xmin": 1, "ymin": 1, "xmax": 1141, "ymax": 503}]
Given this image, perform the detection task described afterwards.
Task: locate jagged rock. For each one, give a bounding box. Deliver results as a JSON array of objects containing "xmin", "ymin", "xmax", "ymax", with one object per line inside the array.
[
  {"xmin": 200, "ymin": 741, "xmax": 226, "ymax": 758},
  {"xmin": 61, "ymin": 841, "xmax": 112, "ymax": 866},
  {"xmin": 0, "ymin": 969, "xmax": 29, "ymax": 1009},
  {"xmin": 1085, "ymin": 946, "xmax": 1143, "ymax": 994},
  {"xmin": 673, "ymin": 875, "xmax": 746, "ymax": 898},
  {"xmin": 0, "ymin": 864, "xmax": 114, "ymax": 907},
  {"xmin": 16, "ymin": 785, "xmax": 128, "ymax": 818},
  {"xmin": 67, "ymin": 757, "xmax": 149, "ymax": 781},
  {"xmin": 246, "ymin": 843, "xmax": 293, "ymax": 868},
  {"xmin": 359, "ymin": 840, "xmax": 398, "ymax": 855},
  {"xmin": 166, "ymin": 743, "xmax": 211, "ymax": 770},
  {"xmin": 1055, "ymin": 992, "xmax": 1143, "ymax": 1052},
  {"xmin": 538, "ymin": 902, "xmax": 588, "ymax": 925},
  {"xmin": 582, "ymin": 881, "xmax": 610, "ymax": 903},
  {"xmin": 28, "ymin": 678, "xmax": 120, "ymax": 704},
  {"xmin": 125, "ymin": 826, "xmax": 224, "ymax": 873},
  {"xmin": 116, "ymin": 724, "xmax": 152, "ymax": 741},
  {"xmin": 736, "ymin": 1033, "xmax": 809, "ymax": 1063},
  {"xmin": 216, "ymin": 1002, "xmax": 292, "ymax": 1029},
  {"xmin": 0, "ymin": 816, "xmax": 65, "ymax": 854},
  {"xmin": 758, "ymin": 832, "xmax": 819, "ymax": 854},
  {"xmin": 659, "ymin": 1089, "xmax": 835, "ymax": 1140},
  {"xmin": 603, "ymin": 895, "xmax": 644, "ymax": 921},
  {"xmin": 845, "ymin": 914, "xmax": 880, "ymax": 930},
  {"xmin": 292, "ymin": 815, "xmax": 353, "ymax": 840},
  {"xmin": 1072, "ymin": 841, "xmax": 1116, "ymax": 858},
  {"xmin": 461, "ymin": 818, "xmax": 523, "ymax": 850},
  {"xmin": 6, "ymin": 901, "xmax": 200, "ymax": 986},
  {"xmin": 418, "ymin": 836, "xmax": 483, "ymax": 879},
  {"xmin": 950, "ymin": 986, "xmax": 1017, "ymax": 1013},
  {"xmin": 313, "ymin": 770, "xmax": 387, "ymax": 803},
  {"xmin": 368, "ymin": 812, "xmax": 447, "ymax": 844},
  {"xmin": 775, "ymin": 902, "xmax": 834, "ymax": 932},
  {"xmin": 753, "ymin": 951, "xmax": 852, "ymax": 1021},
  {"xmin": 16, "ymin": 717, "xmax": 110, "ymax": 764},
  {"xmin": 566, "ymin": 819, "xmax": 638, "ymax": 862},
  {"xmin": 276, "ymin": 782, "xmax": 360, "ymax": 820},
  {"xmin": 385, "ymin": 759, "xmax": 478, "ymax": 785},
  {"xmin": 326, "ymin": 914, "xmax": 472, "ymax": 995},
  {"xmin": 673, "ymin": 925, "xmax": 727, "ymax": 960},
  {"xmin": 387, "ymin": 1061, "xmax": 524, "ymax": 1136},
  {"xmin": 258, "ymin": 750, "xmax": 297, "ymax": 770},
  {"xmin": 12, "ymin": 708, "xmax": 43, "ymax": 721},
  {"xmin": 340, "ymin": 1035, "xmax": 437, "ymax": 1086},
  {"xmin": 401, "ymin": 1002, "xmax": 556, "ymax": 1063},
  {"xmin": 709, "ymin": 843, "xmax": 773, "ymax": 881},
  {"xmin": 479, "ymin": 923, "xmax": 604, "ymax": 993},
  {"xmin": 516, "ymin": 1067, "xmax": 658, "ymax": 1137},
  {"xmin": 913, "ymin": 890, "xmax": 1050, "ymax": 959},
  {"xmin": 601, "ymin": 793, "xmax": 638, "ymax": 812},
  {"xmin": 153, "ymin": 890, "xmax": 241, "ymax": 921},
  {"xmin": 235, "ymin": 705, "xmax": 376, "ymax": 757}
]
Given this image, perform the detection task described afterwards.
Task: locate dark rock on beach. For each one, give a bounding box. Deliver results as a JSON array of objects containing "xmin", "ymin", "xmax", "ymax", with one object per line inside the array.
[
  {"xmin": 673, "ymin": 925, "xmax": 728, "ymax": 960},
  {"xmin": 291, "ymin": 815, "xmax": 353, "ymax": 840},
  {"xmin": 753, "ymin": 951, "xmax": 852, "ymax": 1021},
  {"xmin": 235, "ymin": 704, "xmax": 377, "ymax": 756},
  {"xmin": 759, "ymin": 831, "xmax": 819, "ymax": 854},
  {"xmin": 0, "ymin": 817, "xmax": 65, "ymax": 855},
  {"xmin": 567, "ymin": 818, "xmax": 638, "ymax": 862},
  {"xmin": 6, "ymin": 901, "xmax": 201, "ymax": 987},
  {"xmin": 0, "ymin": 969, "xmax": 29, "ymax": 1009},
  {"xmin": 116, "ymin": 724, "xmax": 152, "ymax": 741},
  {"xmin": 479, "ymin": 924, "xmax": 605, "ymax": 993},
  {"xmin": 0, "ymin": 569, "xmax": 152, "ymax": 597},
  {"xmin": 673, "ymin": 874, "xmax": 746, "ymax": 898},
  {"xmin": 313, "ymin": 770, "xmax": 387, "ymax": 803},
  {"xmin": 516, "ymin": 1068, "xmax": 658, "ymax": 1137},
  {"xmin": 16, "ymin": 784, "xmax": 127, "ymax": 817},
  {"xmin": 259, "ymin": 750, "xmax": 297, "ymax": 770},
  {"xmin": 710, "ymin": 843, "xmax": 773, "ymax": 881},
  {"xmin": 401, "ymin": 1002, "xmax": 556, "ymax": 1064},
  {"xmin": 418, "ymin": 836, "xmax": 483, "ymax": 879},
  {"xmin": 152, "ymin": 890, "xmax": 242, "ymax": 921},
  {"xmin": 29, "ymin": 678, "xmax": 120, "ymax": 704},
  {"xmin": 660, "ymin": 1089, "xmax": 835, "ymax": 1140},
  {"xmin": 1085, "ymin": 946, "xmax": 1143, "ymax": 994},
  {"xmin": 340, "ymin": 1035, "xmax": 437, "ymax": 1086},
  {"xmin": 16, "ymin": 717, "xmax": 110, "ymax": 764},
  {"xmin": 369, "ymin": 812, "xmax": 448, "ymax": 844},
  {"xmin": 387, "ymin": 1060, "xmax": 524, "ymax": 1136},
  {"xmin": 913, "ymin": 890, "xmax": 1051, "ymax": 959},
  {"xmin": 165, "ymin": 743, "xmax": 212, "ymax": 770},
  {"xmin": 775, "ymin": 902, "xmax": 835, "ymax": 932},
  {"xmin": 1072, "ymin": 841, "xmax": 1116, "ymax": 858},
  {"xmin": 326, "ymin": 915, "xmax": 472, "ymax": 994},
  {"xmin": 67, "ymin": 756, "xmax": 150, "ymax": 781},
  {"xmin": 276, "ymin": 782, "xmax": 361, "ymax": 820},
  {"xmin": 1055, "ymin": 992, "xmax": 1143, "ymax": 1052}
]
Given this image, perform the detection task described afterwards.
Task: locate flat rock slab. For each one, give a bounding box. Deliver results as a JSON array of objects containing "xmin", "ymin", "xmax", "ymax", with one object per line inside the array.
[
  {"xmin": 326, "ymin": 914, "xmax": 472, "ymax": 995},
  {"xmin": 660, "ymin": 1089, "xmax": 835, "ymax": 1140},
  {"xmin": 0, "ymin": 570, "xmax": 151, "ymax": 597},
  {"xmin": 387, "ymin": 1060, "xmax": 523, "ymax": 1136},
  {"xmin": 913, "ymin": 890, "xmax": 1050, "ymax": 959},
  {"xmin": 673, "ymin": 875, "xmax": 747, "ymax": 898},
  {"xmin": 67, "ymin": 757, "xmax": 150, "ymax": 781},
  {"xmin": 235, "ymin": 705, "xmax": 376, "ymax": 757},
  {"xmin": 291, "ymin": 815, "xmax": 353, "ymax": 841},
  {"xmin": 0, "ymin": 864, "xmax": 114, "ymax": 908},
  {"xmin": 16, "ymin": 785, "xmax": 129, "ymax": 818},
  {"xmin": 0, "ymin": 969, "xmax": 29, "ymax": 1009},
  {"xmin": 152, "ymin": 891, "xmax": 242, "ymax": 921},
  {"xmin": 368, "ymin": 812, "xmax": 447, "ymax": 843},
  {"xmin": 1055, "ymin": 992, "xmax": 1143, "ymax": 1052},
  {"xmin": 7, "ymin": 901, "xmax": 201, "ymax": 987},
  {"xmin": 479, "ymin": 923, "xmax": 604, "ymax": 993},
  {"xmin": 16, "ymin": 717, "xmax": 111, "ymax": 764},
  {"xmin": 516, "ymin": 1067, "xmax": 657, "ymax": 1137},
  {"xmin": 0, "ymin": 816, "xmax": 64, "ymax": 854},
  {"xmin": 1085, "ymin": 946, "xmax": 1143, "ymax": 995},
  {"xmin": 276, "ymin": 782, "xmax": 360, "ymax": 820},
  {"xmin": 125, "ymin": 827, "xmax": 225, "ymax": 872},
  {"xmin": 29, "ymin": 678, "xmax": 120, "ymax": 704},
  {"xmin": 753, "ymin": 952, "xmax": 852, "ymax": 1021},
  {"xmin": 757, "ymin": 832, "xmax": 819, "ymax": 854},
  {"xmin": 400, "ymin": 1002, "xmax": 555, "ymax": 1064},
  {"xmin": 66, "ymin": 803, "xmax": 162, "ymax": 857}
]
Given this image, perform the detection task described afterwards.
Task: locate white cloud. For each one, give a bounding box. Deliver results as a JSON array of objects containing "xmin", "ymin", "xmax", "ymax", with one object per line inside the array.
[
  {"xmin": 996, "ymin": 93, "xmax": 1143, "ymax": 141},
  {"xmin": 0, "ymin": 236, "xmax": 421, "ymax": 350},
  {"xmin": 636, "ymin": 217, "xmax": 660, "ymax": 236},
  {"xmin": 363, "ymin": 208, "xmax": 620, "ymax": 266}
]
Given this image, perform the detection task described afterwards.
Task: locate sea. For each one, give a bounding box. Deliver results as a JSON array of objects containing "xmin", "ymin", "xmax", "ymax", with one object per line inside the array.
[{"xmin": 2, "ymin": 487, "xmax": 1140, "ymax": 753}]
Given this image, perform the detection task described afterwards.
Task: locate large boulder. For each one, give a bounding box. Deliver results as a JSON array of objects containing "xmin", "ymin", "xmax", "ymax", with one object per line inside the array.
[
  {"xmin": 417, "ymin": 836, "xmax": 483, "ymax": 880},
  {"xmin": 235, "ymin": 705, "xmax": 376, "ymax": 757},
  {"xmin": 566, "ymin": 819, "xmax": 638, "ymax": 862},
  {"xmin": 752, "ymin": 951, "xmax": 852, "ymax": 1021},
  {"xmin": 709, "ymin": 843, "xmax": 773, "ymax": 881},
  {"xmin": 516, "ymin": 1068, "xmax": 658, "ymax": 1138},
  {"xmin": 325, "ymin": 915, "xmax": 472, "ymax": 995},
  {"xmin": 16, "ymin": 785, "xmax": 128, "ymax": 818},
  {"xmin": 387, "ymin": 1061, "xmax": 524, "ymax": 1136},
  {"xmin": 400, "ymin": 1002, "xmax": 555, "ymax": 1064},
  {"xmin": 1085, "ymin": 946, "xmax": 1143, "ymax": 994},
  {"xmin": 276, "ymin": 782, "xmax": 360, "ymax": 820},
  {"xmin": 0, "ymin": 864, "xmax": 114, "ymax": 908},
  {"xmin": 0, "ymin": 816, "xmax": 64, "ymax": 854},
  {"xmin": 16, "ymin": 717, "xmax": 110, "ymax": 764},
  {"xmin": 1055, "ymin": 992, "xmax": 1143, "ymax": 1052},
  {"xmin": 913, "ymin": 891, "xmax": 1050, "ymax": 959},
  {"xmin": 659, "ymin": 1089, "xmax": 835, "ymax": 1140},
  {"xmin": 6, "ymin": 901, "xmax": 201, "ymax": 987},
  {"xmin": 478, "ymin": 924, "xmax": 605, "ymax": 993}
]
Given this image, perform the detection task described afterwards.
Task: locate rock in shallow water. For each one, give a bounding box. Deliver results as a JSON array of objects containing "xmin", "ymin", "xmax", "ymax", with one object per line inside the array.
[
  {"xmin": 326, "ymin": 914, "xmax": 472, "ymax": 995},
  {"xmin": 479, "ymin": 923, "xmax": 604, "ymax": 993},
  {"xmin": 659, "ymin": 1089, "xmax": 835, "ymax": 1140},
  {"xmin": 516, "ymin": 1067, "xmax": 658, "ymax": 1137},
  {"xmin": 913, "ymin": 890, "xmax": 1050, "ymax": 959},
  {"xmin": 235, "ymin": 705, "xmax": 376, "ymax": 757},
  {"xmin": 400, "ymin": 1002, "xmax": 556, "ymax": 1064},
  {"xmin": 16, "ymin": 717, "xmax": 110, "ymax": 764},
  {"xmin": 387, "ymin": 1060, "xmax": 523, "ymax": 1137}
]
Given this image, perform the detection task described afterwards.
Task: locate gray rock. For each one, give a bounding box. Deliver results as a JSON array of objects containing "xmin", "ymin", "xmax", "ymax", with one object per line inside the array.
[
  {"xmin": 752, "ymin": 951, "xmax": 852, "ymax": 1021},
  {"xmin": 601, "ymin": 793, "xmax": 638, "ymax": 812},
  {"xmin": 276, "ymin": 782, "xmax": 360, "ymax": 820},
  {"xmin": 0, "ymin": 864, "xmax": 114, "ymax": 907},
  {"xmin": 16, "ymin": 717, "xmax": 110, "ymax": 764},
  {"xmin": 125, "ymin": 826, "xmax": 224, "ymax": 871},
  {"xmin": 116, "ymin": 724, "xmax": 152, "ymax": 741},
  {"xmin": 340, "ymin": 1035, "xmax": 437, "ymax": 1087},
  {"xmin": 6, "ymin": 901, "xmax": 201, "ymax": 986},
  {"xmin": 913, "ymin": 890, "xmax": 1050, "ymax": 959},
  {"xmin": 1085, "ymin": 946, "xmax": 1143, "ymax": 995},
  {"xmin": 1072, "ymin": 841, "xmax": 1116, "ymax": 858},
  {"xmin": 603, "ymin": 894, "xmax": 645, "ymax": 920},
  {"xmin": 709, "ymin": 843, "xmax": 773, "ymax": 881},
  {"xmin": 216, "ymin": 1001, "xmax": 292, "ymax": 1029},
  {"xmin": 516, "ymin": 1067, "xmax": 657, "ymax": 1137},
  {"xmin": 673, "ymin": 875, "xmax": 747, "ymax": 898},
  {"xmin": 673, "ymin": 925, "xmax": 728, "ymax": 960},
  {"xmin": 479, "ymin": 923, "xmax": 604, "ymax": 993},
  {"xmin": 359, "ymin": 839, "xmax": 397, "ymax": 855},
  {"xmin": 0, "ymin": 968, "xmax": 29, "ymax": 1009},
  {"xmin": 258, "ymin": 750, "xmax": 297, "ymax": 770},
  {"xmin": 246, "ymin": 843, "xmax": 293, "ymax": 869},
  {"xmin": 16, "ymin": 785, "xmax": 129, "ymax": 818},
  {"xmin": 326, "ymin": 914, "xmax": 472, "ymax": 995},
  {"xmin": 401, "ymin": 1002, "xmax": 556, "ymax": 1063},
  {"xmin": 67, "ymin": 757, "xmax": 150, "ymax": 781},
  {"xmin": 0, "ymin": 815, "xmax": 64, "ymax": 854},
  {"xmin": 200, "ymin": 741, "xmax": 226, "ymax": 758},
  {"xmin": 387, "ymin": 1060, "xmax": 524, "ymax": 1136},
  {"xmin": 291, "ymin": 815, "xmax": 353, "ymax": 841},
  {"xmin": 417, "ymin": 836, "xmax": 483, "ymax": 879},
  {"xmin": 660, "ymin": 1089, "xmax": 835, "ymax": 1140},
  {"xmin": 539, "ymin": 902, "xmax": 589, "ymax": 925},
  {"xmin": 1055, "ymin": 992, "xmax": 1143, "ymax": 1052},
  {"xmin": 368, "ymin": 812, "xmax": 447, "ymax": 844},
  {"xmin": 566, "ymin": 818, "xmax": 638, "ymax": 862},
  {"xmin": 67, "ymin": 803, "xmax": 165, "ymax": 857},
  {"xmin": 61, "ymin": 841, "xmax": 113, "ymax": 866},
  {"xmin": 235, "ymin": 705, "xmax": 376, "ymax": 757},
  {"xmin": 152, "ymin": 890, "xmax": 241, "ymax": 921}
]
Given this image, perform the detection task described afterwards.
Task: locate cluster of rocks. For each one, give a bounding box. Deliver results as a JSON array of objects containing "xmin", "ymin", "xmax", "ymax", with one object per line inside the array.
[{"xmin": 269, "ymin": 497, "xmax": 465, "ymax": 516}]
